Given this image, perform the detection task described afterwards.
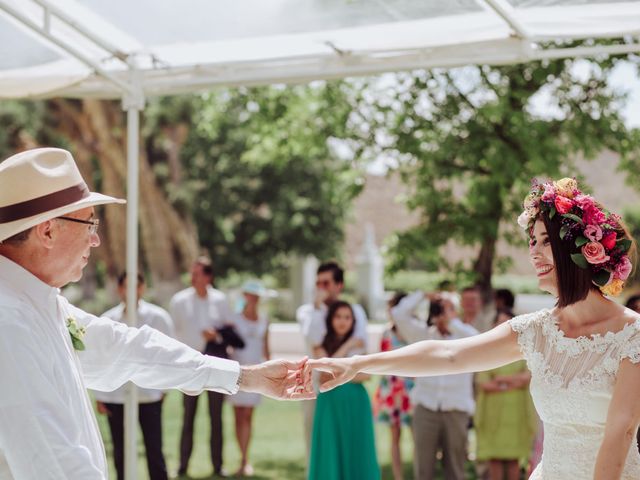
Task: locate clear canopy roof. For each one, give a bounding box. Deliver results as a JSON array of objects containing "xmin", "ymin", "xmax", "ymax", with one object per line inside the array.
[{"xmin": 0, "ymin": 0, "xmax": 638, "ymax": 99}]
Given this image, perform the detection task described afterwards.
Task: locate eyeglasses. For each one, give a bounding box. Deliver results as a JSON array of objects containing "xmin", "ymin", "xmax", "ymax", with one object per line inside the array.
[{"xmin": 57, "ymin": 216, "xmax": 100, "ymax": 235}]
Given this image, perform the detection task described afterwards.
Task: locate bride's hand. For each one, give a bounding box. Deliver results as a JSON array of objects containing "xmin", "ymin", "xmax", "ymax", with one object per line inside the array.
[{"xmin": 305, "ymin": 356, "xmax": 359, "ymax": 392}]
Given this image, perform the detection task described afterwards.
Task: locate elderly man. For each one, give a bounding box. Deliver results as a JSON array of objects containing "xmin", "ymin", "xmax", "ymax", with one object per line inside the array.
[{"xmin": 0, "ymin": 148, "xmax": 311, "ymax": 479}]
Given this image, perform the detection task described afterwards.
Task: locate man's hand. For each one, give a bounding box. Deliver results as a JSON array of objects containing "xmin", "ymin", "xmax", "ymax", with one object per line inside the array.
[
  {"xmin": 202, "ymin": 328, "xmax": 219, "ymax": 342},
  {"xmin": 239, "ymin": 358, "xmax": 315, "ymax": 400},
  {"xmin": 305, "ymin": 356, "xmax": 359, "ymax": 393},
  {"xmin": 314, "ymin": 290, "xmax": 329, "ymax": 309}
]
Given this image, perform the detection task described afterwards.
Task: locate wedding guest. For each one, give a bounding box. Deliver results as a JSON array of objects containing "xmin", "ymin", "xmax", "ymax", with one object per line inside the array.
[
  {"xmin": 474, "ymin": 309, "xmax": 538, "ymax": 480},
  {"xmin": 229, "ymin": 280, "xmax": 273, "ymax": 477},
  {"xmin": 308, "ymin": 301, "xmax": 379, "ymax": 480},
  {"xmin": 94, "ymin": 272, "xmax": 174, "ymax": 480},
  {"xmin": 392, "ymin": 293, "xmax": 479, "ymax": 480},
  {"xmin": 295, "ymin": 261, "xmax": 368, "ymax": 457},
  {"xmin": 373, "ymin": 292, "xmax": 414, "ymax": 480},
  {"xmin": 171, "ymin": 256, "xmax": 237, "ymax": 478}
]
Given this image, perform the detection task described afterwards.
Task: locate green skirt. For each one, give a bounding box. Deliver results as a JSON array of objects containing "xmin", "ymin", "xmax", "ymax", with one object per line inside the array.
[{"xmin": 308, "ymin": 383, "xmax": 380, "ymax": 480}]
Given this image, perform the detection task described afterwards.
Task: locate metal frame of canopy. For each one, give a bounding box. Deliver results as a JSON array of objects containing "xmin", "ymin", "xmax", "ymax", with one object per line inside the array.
[{"xmin": 0, "ymin": 0, "xmax": 639, "ymax": 478}]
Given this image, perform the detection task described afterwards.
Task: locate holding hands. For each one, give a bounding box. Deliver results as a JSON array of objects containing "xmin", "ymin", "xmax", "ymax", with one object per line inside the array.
[{"xmin": 238, "ymin": 357, "xmax": 316, "ymax": 400}]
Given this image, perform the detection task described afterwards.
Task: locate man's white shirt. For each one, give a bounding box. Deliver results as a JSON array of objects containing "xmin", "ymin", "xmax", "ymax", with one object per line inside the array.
[
  {"xmin": 92, "ymin": 300, "xmax": 175, "ymax": 404},
  {"xmin": 0, "ymin": 256, "xmax": 240, "ymax": 479},
  {"xmin": 295, "ymin": 302, "xmax": 368, "ymax": 355},
  {"xmin": 170, "ymin": 285, "xmax": 233, "ymax": 352},
  {"xmin": 392, "ymin": 291, "xmax": 479, "ymax": 415}
]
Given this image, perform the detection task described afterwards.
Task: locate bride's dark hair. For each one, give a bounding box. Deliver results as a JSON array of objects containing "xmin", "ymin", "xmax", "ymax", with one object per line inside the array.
[{"xmin": 540, "ymin": 212, "xmax": 636, "ymax": 308}]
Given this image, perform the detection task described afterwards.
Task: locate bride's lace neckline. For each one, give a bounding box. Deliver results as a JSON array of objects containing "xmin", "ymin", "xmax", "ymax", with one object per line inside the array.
[{"xmin": 542, "ymin": 308, "xmax": 638, "ymax": 345}]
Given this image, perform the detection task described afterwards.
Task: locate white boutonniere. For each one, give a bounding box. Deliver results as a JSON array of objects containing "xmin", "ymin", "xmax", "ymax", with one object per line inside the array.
[{"xmin": 66, "ymin": 316, "xmax": 86, "ymax": 351}]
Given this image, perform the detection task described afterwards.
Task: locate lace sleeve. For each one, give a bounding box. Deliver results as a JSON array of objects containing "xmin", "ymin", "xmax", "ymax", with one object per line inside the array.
[
  {"xmin": 508, "ymin": 310, "xmax": 547, "ymax": 363},
  {"xmin": 621, "ymin": 322, "xmax": 640, "ymax": 364}
]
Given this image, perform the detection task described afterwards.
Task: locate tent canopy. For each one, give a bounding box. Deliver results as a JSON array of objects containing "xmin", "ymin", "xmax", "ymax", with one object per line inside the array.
[{"xmin": 1, "ymin": 0, "xmax": 640, "ymax": 99}]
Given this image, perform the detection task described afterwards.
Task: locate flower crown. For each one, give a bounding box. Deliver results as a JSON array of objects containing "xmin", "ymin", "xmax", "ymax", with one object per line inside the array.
[{"xmin": 518, "ymin": 178, "xmax": 633, "ymax": 297}]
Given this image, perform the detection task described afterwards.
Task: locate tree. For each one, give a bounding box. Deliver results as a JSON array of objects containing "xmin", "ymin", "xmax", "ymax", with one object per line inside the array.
[
  {"xmin": 149, "ymin": 83, "xmax": 363, "ymax": 277},
  {"xmin": 360, "ymin": 47, "xmax": 640, "ymax": 296}
]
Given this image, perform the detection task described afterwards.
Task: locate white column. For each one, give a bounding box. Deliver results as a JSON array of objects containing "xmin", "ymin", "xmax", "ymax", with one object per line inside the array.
[
  {"xmin": 356, "ymin": 224, "xmax": 385, "ymax": 321},
  {"xmin": 290, "ymin": 255, "xmax": 318, "ymax": 313}
]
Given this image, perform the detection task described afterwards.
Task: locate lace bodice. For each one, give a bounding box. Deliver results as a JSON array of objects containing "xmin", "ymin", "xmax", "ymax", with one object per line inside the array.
[{"xmin": 509, "ymin": 309, "xmax": 640, "ymax": 479}]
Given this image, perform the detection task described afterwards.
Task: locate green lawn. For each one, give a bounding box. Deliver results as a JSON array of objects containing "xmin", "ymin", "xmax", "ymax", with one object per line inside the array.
[{"xmin": 96, "ymin": 381, "xmax": 477, "ymax": 479}]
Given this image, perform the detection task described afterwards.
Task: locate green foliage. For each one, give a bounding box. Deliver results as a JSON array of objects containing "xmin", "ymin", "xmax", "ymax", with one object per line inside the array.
[
  {"xmin": 358, "ymin": 48, "xmax": 640, "ymax": 288},
  {"xmin": 147, "ymin": 83, "xmax": 364, "ymax": 277}
]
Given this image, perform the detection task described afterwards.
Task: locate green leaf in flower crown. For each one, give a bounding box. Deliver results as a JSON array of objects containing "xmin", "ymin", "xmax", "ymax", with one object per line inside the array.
[
  {"xmin": 571, "ymin": 253, "xmax": 588, "ymax": 269},
  {"xmin": 616, "ymin": 238, "xmax": 632, "ymax": 253},
  {"xmin": 562, "ymin": 213, "xmax": 584, "ymax": 225},
  {"xmin": 592, "ymin": 269, "xmax": 611, "ymax": 287},
  {"xmin": 560, "ymin": 225, "xmax": 569, "ymax": 240},
  {"xmin": 549, "ymin": 206, "xmax": 556, "ymax": 219},
  {"xmin": 575, "ymin": 236, "xmax": 589, "ymax": 248}
]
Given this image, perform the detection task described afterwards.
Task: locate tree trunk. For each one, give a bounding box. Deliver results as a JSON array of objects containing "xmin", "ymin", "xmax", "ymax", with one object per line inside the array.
[
  {"xmin": 473, "ymin": 237, "xmax": 496, "ymax": 303},
  {"xmin": 47, "ymin": 98, "xmax": 199, "ymax": 287}
]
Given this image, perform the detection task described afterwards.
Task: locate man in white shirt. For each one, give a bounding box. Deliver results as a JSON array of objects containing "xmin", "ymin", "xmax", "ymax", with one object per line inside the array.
[
  {"xmin": 0, "ymin": 148, "xmax": 312, "ymax": 480},
  {"xmin": 93, "ymin": 272, "xmax": 174, "ymax": 480},
  {"xmin": 392, "ymin": 291, "xmax": 479, "ymax": 480},
  {"xmin": 295, "ymin": 261, "xmax": 368, "ymax": 457},
  {"xmin": 170, "ymin": 256, "xmax": 236, "ymax": 477}
]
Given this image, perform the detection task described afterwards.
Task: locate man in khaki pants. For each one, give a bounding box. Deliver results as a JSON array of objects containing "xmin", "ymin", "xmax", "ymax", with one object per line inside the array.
[{"xmin": 391, "ymin": 290, "xmax": 478, "ymax": 480}]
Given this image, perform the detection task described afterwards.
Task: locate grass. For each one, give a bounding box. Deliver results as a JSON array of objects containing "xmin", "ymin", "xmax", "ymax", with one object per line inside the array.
[{"xmin": 95, "ymin": 381, "xmax": 478, "ymax": 480}]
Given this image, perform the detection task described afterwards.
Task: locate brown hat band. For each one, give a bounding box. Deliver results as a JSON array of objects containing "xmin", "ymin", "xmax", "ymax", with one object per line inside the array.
[{"xmin": 0, "ymin": 182, "xmax": 90, "ymax": 224}]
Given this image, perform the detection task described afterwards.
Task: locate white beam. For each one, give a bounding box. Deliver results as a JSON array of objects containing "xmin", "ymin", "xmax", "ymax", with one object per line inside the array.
[
  {"xmin": 0, "ymin": 0, "xmax": 132, "ymax": 95},
  {"xmin": 480, "ymin": 0, "xmax": 530, "ymax": 39},
  {"xmin": 32, "ymin": 0, "xmax": 128, "ymax": 61}
]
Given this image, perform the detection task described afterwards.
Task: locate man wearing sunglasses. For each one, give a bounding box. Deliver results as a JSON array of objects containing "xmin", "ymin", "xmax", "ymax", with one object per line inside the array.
[
  {"xmin": 0, "ymin": 148, "xmax": 313, "ymax": 480},
  {"xmin": 295, "ymin": 261, "xmax": 369, "ymax": 458}
]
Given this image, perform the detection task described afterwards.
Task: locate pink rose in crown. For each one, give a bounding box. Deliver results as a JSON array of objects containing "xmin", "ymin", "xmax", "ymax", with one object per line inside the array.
[
  {"xmin": 574, "ymin": 194, "xmax": 596, "ymax": 211},
  {"xmin": 614, "ymin": 256, "xmax": 632, "ymax": 281},
  {"xmin": 582, "ymin": 204, "xmax": 606, "ymax": 226},
  {"xmin": 584, "ymin": 225, "xmax": 603, "ymax": 242},
  {"xmin": 541, "ymin": 184, "xmax": 556, "ymax": 202},
  {"xmin": 601, "ymin": 232, "xmax": 617, "ymax": 250},
  {"xmin": 582, "ymin": 242, "xmax": 610, "ymax": 265},
  {"xmin": 554, "ymin": 195, "xmax": 574, "ymax": 214}
]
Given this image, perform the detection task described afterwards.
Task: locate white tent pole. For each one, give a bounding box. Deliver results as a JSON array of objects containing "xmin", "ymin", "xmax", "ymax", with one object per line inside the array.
[
  {"xmin": 32, "ymin": 0, "xmax": 128, "ymax": 61},
  {"xmin": 0, "ymin": 0, "xmax": 132, "ymax": 94},
  {"xmin": 480, "ymin": 0, "xmax": 530, "ymax": 39},
  {"xmin": 123, "ymin": 67, "xmax": 145, "ymax": 480}
]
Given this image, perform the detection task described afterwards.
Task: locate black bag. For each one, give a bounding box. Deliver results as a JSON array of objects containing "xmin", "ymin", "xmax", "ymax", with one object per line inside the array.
[{"xmin": 204, "ymin": 325, "xmax": 245, "ymax": 358}]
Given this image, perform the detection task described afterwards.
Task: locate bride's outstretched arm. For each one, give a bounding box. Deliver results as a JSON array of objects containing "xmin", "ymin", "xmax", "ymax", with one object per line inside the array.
[
  {"xmin": 306, "ymin": 321, "xmax": 521, "ymax": 392},
  {"xmin": 594, "ymin": 358, "xmax": 640, "ymax": 480}
]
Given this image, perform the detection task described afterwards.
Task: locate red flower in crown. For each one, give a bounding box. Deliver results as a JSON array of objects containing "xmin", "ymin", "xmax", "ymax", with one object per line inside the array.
[
  {"xmin": 601, "ymin": 232, "xmax": 617, "ymax": 250},
  {"xmin": 554, "ymin": 196, "xmax": 574, "ymax": 215}
]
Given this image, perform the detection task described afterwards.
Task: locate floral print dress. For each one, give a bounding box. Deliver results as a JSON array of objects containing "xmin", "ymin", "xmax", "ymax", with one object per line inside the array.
[{"xmin": 373, "ymin": 327, "xmax": 414, "ymax": 427}]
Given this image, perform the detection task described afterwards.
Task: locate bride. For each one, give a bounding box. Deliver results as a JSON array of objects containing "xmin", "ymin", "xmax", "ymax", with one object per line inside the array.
[{"xmin": 307, "ymin": 178, "xmax": 640, "ymax": 479}]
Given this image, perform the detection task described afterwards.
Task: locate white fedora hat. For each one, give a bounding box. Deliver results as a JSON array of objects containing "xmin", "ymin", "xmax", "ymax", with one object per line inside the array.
[{"xmin": 0, "ymin": 148, "xmax": 125, "ymax": 242}]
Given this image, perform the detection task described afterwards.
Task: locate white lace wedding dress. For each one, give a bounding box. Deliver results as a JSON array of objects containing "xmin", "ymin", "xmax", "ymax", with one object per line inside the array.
[{"xmin": 510, "ymin": 309, "xmax": 640, "ymax": 479}]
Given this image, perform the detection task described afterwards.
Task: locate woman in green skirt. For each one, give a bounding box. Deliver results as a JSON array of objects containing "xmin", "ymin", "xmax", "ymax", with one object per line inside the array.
[{"xmin": 308, "ymin": 301, "xmax": 380, "ymax": 480}]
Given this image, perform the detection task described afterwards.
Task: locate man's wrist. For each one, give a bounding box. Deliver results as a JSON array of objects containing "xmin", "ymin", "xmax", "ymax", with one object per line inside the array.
[{"xmin": 237, "ymin": 365, "xmax": 256, "ymax": 392}]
